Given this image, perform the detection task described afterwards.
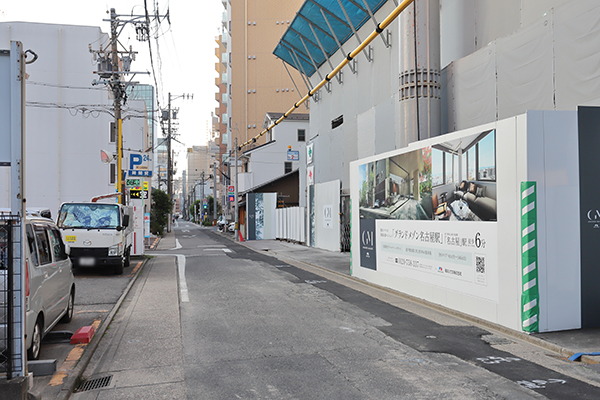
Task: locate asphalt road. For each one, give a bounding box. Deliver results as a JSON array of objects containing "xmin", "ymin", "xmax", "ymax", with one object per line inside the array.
[{"xmin": 175, "ymin": 220, "xmax": 600, "ymax": 399}]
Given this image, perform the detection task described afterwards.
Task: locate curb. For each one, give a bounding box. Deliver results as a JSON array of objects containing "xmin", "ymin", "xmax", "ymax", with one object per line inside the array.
[
  {"xmin": 53, "ymin": 258, "xmax": 148, "ymax": 400},
  {"xmin": 217, "ymin": 233, "xmax": 586, "ymax": 365}
]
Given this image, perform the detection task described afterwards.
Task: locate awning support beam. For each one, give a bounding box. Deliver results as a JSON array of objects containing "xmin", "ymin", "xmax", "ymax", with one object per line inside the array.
[
  {"xmin": 336, "ymin": 0, "xmax": 373, "ymax": 62},
  {"xmin": 319, "ymin": 8, "xmax": 357, "ymax": 74},
  {"xmin": 296, "ymin": 33, "xmax": 331, "ymax": 92},
  {"xmin": 355, "ymin": 0, "xmax": 391, "ymax": 47},
  {"xmin": 306, "ymin": 21, "xmax": 343, "ymax": 84}
]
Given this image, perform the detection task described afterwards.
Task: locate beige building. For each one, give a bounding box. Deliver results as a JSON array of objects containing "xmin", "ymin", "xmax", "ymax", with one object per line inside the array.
[
  {"xmin": 187, "ymin": 146, "xmax": 211, "ymax": 189},
  {"xmin": 229, "ymin": 0, "xmax": 307, "ymax": 149}
]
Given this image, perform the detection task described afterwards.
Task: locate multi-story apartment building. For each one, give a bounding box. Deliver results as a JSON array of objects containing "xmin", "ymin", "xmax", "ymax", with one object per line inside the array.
[{"xmin": 227, "ymin": 0, "xmax": 306, "ymax": 149}]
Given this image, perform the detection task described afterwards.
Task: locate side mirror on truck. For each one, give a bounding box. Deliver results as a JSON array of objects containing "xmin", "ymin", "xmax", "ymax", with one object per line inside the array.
[{"xmin": 122, "ymin": 214, "xmax": 130, "ymax": 228}]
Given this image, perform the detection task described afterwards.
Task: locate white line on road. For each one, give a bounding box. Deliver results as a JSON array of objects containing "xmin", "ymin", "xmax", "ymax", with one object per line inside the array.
[
  {"xmin": 177, "ymin": 254, "xmax": 189, "ymax": 302},
  {"xmin": 148, "ymin": 253, "xmax": 189, "ymax": 303},
  {"xmin": 171, "ymin": 239, "xmax": 182, "ymax": 250}
]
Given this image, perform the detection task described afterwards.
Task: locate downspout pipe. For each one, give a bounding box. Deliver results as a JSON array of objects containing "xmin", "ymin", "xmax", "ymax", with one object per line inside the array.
[{"xmin": 399, "ymin": 0, "xmax": 441, "ymax": 146}]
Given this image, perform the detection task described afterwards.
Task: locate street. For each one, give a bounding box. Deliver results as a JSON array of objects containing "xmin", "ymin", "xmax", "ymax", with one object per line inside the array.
[{"xmin": 49, "ymin": 220, "xmax": 600, "ymax": 399}]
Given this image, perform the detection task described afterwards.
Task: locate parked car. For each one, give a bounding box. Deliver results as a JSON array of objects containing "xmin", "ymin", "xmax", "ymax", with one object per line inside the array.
[{"xmin": 1, "ymin": 212, "xmax": 75, "ymax": 360}]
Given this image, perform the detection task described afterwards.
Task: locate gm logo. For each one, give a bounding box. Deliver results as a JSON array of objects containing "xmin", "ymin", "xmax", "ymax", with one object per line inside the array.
[
  {"xmin": 361, "ymin": 230, "xmax": 374, "ymax": 248},
  {"xmin": 587, "ymin": 209, "xmax": 600, "ymax": 221},
  {"xmin": 587, "ymin": 209, "xmax": 600, "ymax": 228}
]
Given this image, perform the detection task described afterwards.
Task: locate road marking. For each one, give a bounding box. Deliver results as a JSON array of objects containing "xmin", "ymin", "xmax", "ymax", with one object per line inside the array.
[
  {"xmin": 149, "ymin": 253, "xmax": 189, "ymax": 302},
  {"xmin": 177, "ymin": 254, "xmax": 189, "ymax": 302},
  {"xmin": 170, "ymin": 239, "xmax": 182, "ymax": 250},
  {"xmin": 222, "ymin": 249, "xmax": 232, "ymax": 253},
  {"xmin": 305, "ymin": 280, "xmax": 327, "ymax": 284}
]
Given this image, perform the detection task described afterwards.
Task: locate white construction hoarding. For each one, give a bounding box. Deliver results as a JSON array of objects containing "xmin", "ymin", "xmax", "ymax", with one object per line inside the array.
[{"xmin": 351, "ymin": 110, "xmax": 588, "ymax": 333}]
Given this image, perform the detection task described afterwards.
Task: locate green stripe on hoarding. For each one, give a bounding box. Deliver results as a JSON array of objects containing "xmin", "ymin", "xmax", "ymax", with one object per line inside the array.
[
  {"xmin": 350, "ymin": 198, "xmax": 353, "ymax": 274},
  {"xmin": 521, "ymin": 182, "xmax": 539, "ymax": 332}
]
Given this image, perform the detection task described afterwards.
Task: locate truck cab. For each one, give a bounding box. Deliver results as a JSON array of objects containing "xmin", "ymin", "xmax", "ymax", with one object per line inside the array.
[{"xmin": 57, "ymin": 202, "xmax": 133, "ymax": 274}]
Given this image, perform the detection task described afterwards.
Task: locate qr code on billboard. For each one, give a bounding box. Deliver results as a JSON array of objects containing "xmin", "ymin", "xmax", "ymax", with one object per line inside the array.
[{"xmin": 476, "ymin": 256, "xmax": 485, "ymax": 274}]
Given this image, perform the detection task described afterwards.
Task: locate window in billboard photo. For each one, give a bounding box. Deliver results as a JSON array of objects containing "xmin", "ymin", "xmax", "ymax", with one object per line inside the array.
[{"xmin": 359, "ymin": 130, "xmax": 497, "ymax": 222}]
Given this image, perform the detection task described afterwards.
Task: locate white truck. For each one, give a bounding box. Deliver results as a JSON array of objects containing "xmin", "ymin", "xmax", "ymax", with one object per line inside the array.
[{"xmin": 57, "ymin": 199, "xmax": 133, "ymax": 275}]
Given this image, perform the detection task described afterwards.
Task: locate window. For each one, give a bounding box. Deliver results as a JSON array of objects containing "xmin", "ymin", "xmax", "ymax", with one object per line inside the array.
[
  {"xmin": 284, "ymin": 161, "xmax": 292, "ymax": 174},
  {"xmin": 26, "ymin": 225, "xmax": 39, "ymax": 267},
  {"xmin": 48, "ymin": 228, "xmax": 68, "ymax": 261},
  {"xmin": 110, "ymin": 122, "xmax": 116, "ymax": 143},
  {"xmin": 297, "ymin": 129, "xmax": 305, "ymax": 142},
  {"xmin": 432, "ymin": 148, "xmax": 443, "ymax": 186},
  {"xmin": 33, "ymin": 225, "xmax": 52, "ymax": 265},
  {"xmin": 444, "ymin": 152, "xmax": 453, "ymax": 184},
  {"xmin": 463, "ymin": 149, "xmax": 476, "ymax": 181},
  {"xmin": 110, "ymin": 163, "xmax": 116, "ymax": 184},
  {"xmin": 331, "ymin": 115, "xmax": 343, "ymax": 129},
  {"xmin": 477, "ymin": 131, "xmax": 496, "ymax": 180}
]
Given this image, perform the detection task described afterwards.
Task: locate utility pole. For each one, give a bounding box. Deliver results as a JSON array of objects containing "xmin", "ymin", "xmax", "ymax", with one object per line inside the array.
[
  {"xmin": 167, "ymin": 93, "xmax": 172, "ymax": 231},
  {"xmin": 111, "ymin": 8, "xmax": 124, "ymax": 204},
  {"xmin": 213, "ymin": 160, "xmax": 217, "ymax": 221},
  {"xmin": 92, "ymin": 8, "xmax": 161, "ymax": 204},
  {"xmin": 163, "ymin": 92, "xmax": 192, "ymax": 231},
  {"xmin": 234, "ymin": 137, "xmax": 239, "ymax": 241}
]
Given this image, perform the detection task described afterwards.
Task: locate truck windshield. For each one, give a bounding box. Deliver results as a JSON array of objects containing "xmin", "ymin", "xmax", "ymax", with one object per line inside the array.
[{"xmin": 57, "ymin": 203, "xmax": 120, "ymax": 229}]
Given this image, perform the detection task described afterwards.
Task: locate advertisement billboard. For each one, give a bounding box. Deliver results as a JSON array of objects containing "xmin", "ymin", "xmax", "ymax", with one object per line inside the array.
[{"xmin": 354, "ymin": 129, "xmax": 499, "ymax": 303}]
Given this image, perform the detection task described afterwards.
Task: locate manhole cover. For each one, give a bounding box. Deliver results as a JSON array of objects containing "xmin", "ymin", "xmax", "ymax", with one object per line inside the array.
[{"xmin": 75, "ymin": 375, "xmax": 113, "ymax": 392}]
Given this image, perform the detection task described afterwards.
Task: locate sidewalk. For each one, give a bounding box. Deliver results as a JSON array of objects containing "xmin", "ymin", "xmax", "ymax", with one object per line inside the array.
[
  {"xmin": 68, "ymin": 231, "xmax": 184, "ymax": 400},
  {"xmin": 238, "ymin": 237, "xmax": 600, "ymax": 369}
]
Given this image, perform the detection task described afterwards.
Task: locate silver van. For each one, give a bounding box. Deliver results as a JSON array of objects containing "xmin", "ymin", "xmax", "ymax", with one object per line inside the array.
[{"xmin": 1, "ymin": 214, "xmax": 75, "ymax": 360}]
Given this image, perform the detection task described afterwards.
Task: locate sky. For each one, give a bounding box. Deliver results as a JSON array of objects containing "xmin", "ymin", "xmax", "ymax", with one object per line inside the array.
[{"xmin": 0, "ymin": 0, "xmax": 224, "ymax": 178}]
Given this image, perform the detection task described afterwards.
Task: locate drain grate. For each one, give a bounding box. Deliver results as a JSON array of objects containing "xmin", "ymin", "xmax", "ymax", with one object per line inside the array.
[{"xmin": 75, "ymin": 375, "xmax": 113, "ymax": 392}]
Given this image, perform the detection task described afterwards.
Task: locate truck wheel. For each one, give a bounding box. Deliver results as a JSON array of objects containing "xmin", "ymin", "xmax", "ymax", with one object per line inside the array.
[
  {"xmin": 124, "ymin": 247, "xmax": 131, "ymax": 268},
  {"xmin": 114, "ymin": 258, "xmax": 124, "ymax": 275}
]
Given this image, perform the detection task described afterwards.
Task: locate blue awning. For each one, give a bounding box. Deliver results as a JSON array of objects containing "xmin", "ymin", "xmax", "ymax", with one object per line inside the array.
[{"xmin": 274, "ymin": 0, "xmax": 389, "ymax": 77}]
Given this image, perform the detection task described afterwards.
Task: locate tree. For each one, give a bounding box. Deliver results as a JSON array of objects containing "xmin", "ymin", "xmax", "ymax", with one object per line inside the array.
[
  {"xmin": 150, "ymin": 188, "xmax": 172, "ymax": 236},
  {"xmin": 206, "ymin": 195, "xmax": 222, "ymax": 215}
]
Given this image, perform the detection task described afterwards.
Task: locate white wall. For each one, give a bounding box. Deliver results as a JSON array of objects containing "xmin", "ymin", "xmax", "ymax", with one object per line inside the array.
[
  {"xmin": 313, "ymin": 179, "xmax": 340, "ymax": 252},
  {"xmin": 243, "ymin": 118, "xmax": 308, "ymax": 192},
  {"xmin": 0, "ymin": 22, "xmax": 148, "ymax": 218}
]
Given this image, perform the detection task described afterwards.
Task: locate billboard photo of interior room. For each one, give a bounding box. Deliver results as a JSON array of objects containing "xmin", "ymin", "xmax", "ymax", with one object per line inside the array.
[
  {"xmin": 429, "ymin": 130, "xmax": 497, "ymax": 222},
  {"xmin": 359, "ymin": 130, "xmax": 497, "ymax": 222}
]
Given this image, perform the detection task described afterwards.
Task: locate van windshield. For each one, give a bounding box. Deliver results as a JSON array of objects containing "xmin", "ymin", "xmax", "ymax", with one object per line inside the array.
[{"xmin": 57, "ymin": 203, "xmax": 120, "ymax": 229}]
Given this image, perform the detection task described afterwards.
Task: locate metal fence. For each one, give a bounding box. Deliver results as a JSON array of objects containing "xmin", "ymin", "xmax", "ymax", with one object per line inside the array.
[
  {"xmin": 0, "ymin": 215, "xmax": 23, "ymax": 379},
  {"xmin": 340, "ymin": 195, "xmax": 351, "ymax": 252},
  {"xmin": 275, "ymin": 207, "xmax": 306, "ymax": 243}
]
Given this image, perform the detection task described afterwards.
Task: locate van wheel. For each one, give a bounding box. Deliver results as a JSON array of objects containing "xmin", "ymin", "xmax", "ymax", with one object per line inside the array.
[
  {"xmin": 28, "ymin": 317, "xmax": 42, "ymax": 360},
  {"xmin": 61, "ymin": 288, "xmax": 75, "ymax": 323}
]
